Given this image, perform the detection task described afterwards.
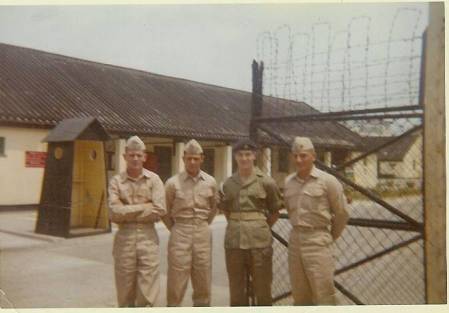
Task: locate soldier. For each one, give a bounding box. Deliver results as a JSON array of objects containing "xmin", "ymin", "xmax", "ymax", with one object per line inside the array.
[
  {"xmin": 162, "ymin": 139, "xmax": 218, "ymax": 306},
  {"xmin": 108, "ymin": 136, "xmax": 166, "ymax": 307},
  {"xmin": 284, "ymin": 137, "xmax": 349, "ymax": 305},
  {"xmin": 220, "ymin": 139, "xmax": 282, "ymax": 306}
]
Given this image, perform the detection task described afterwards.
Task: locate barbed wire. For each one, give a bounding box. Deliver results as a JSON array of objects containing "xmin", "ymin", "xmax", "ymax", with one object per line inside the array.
[
  {"xmin": 256, "ymin": 6, "xmax": 426, "ymax": 305},
  {"xmin": 256, "ymin": 7, "xmax": 426, "ymax": 136}
]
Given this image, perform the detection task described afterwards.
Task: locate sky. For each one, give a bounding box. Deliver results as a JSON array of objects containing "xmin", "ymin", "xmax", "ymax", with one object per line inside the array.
[{"xmin": 0, "ymin": 2, "xmax": 429, "ymax": 95}]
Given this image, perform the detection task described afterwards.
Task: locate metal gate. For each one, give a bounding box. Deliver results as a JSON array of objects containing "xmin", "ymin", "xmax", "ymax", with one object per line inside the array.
[
  {"xmin": 252, "ymin": 64, "xmax": 425, "ymax": 305},
  {"xmin": 249, "ymin": 8, "xmax": 427, "ymax": 304}
]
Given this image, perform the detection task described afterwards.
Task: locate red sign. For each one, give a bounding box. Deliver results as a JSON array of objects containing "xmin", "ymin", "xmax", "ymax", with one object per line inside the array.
[{"xmin": 25, "ymin": 151, "xmax": 47, "ymax": 168}]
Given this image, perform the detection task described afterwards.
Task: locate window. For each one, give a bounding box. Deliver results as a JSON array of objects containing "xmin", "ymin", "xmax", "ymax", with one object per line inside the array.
[
  {"xmin": 332, "ymin": 150, "xmax": 348, "ymax": 167},
  {"xmin": 54, "ymin": 147, "xmax": 64, "ymax": 160},
  {"xmin": 154, "ymin": 146, "xmax": 172, "ymax": 183},
  {"xmin": 315, "ymin": 150, "xmax": 326, "ymax": 163},
  {"xmin": 278, "ymin": 147, "xmax": 289, "ymax": 173},
  {"xmin": 203, "ymin": 149, "xmax": 215, "ymax": 176},
  {"xmin": 378, "ymin": 161, "xmax": 396, "ymax": 178},
  {"xmin": 0, "ymin": 137, "xmax": 5, "ymax": 156}
]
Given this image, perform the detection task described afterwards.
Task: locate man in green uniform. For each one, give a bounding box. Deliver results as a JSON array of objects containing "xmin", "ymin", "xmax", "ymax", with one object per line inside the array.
[
  {"xmin": 220, "ymin": 139, "xmax": 282, "ymax": 306},
  {"xmin": 284, "ymin": 137, "xmax": 349, "ymax": 305}
]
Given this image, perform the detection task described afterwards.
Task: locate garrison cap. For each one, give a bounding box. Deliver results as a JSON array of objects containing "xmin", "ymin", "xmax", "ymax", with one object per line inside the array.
[
  {"xmin": 126, "ymin": 135, "xmax": 146, "ymax": 151},
  {"xmin": 291, "ymin": 136, "xmax": 315, "ymax": 153},
  {"xmin": 184, "ymin": 139, "xmax": 203, "ymax": 154},
  {"xmin": 233, "ymin": 139, "xmax": 258, "ymax": 152}
]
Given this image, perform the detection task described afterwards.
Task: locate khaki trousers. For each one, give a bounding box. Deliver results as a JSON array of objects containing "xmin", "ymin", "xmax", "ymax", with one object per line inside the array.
[
  {"xmin": 225, "ymin": 247, "xmax": 273, "ymax": 306},
  {"xmin": 113, "ymin": 224, "xmax": 160, "ymax": 307},
  {"xmin": 167, "ymin": 219, "xmax": 212, "ymax": 306},
  {"xmin": 288, "ymin": 227, "xmax": 336, "ymax": 305}
]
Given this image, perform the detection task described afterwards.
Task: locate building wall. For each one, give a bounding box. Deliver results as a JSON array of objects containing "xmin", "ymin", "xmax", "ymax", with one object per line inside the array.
[
  {"xmin": 270, "ymin": 147, "xmax": 295, "ymax": 189},
  {"xmin": 378, "ymin": 135, "xmax": 423, "ymax": 190},
  {"xmin": 214, "ymin": 145, "xmax": 232, "ymax": 186},
  {"xmin": 271, "ymin": 146, "xmax": 375, "ymax": 191},
  {"xmin": 379, "ymin": 161, "xmax": 397, "ymax": 177},
  {"xmin": 0, "ymin": 127, "xmax": 49, "ymax": 205},
  {"xmin": 2, "ymin": 127, "xmax": 373, "ymax": 205},
  {"xmin": 395, "ymin": 135, "xmax": 422, "ymax": 179},
  {"xmin": 110, "ymin": 137, "xmax": 232, "ymax": 186},
  {"xmin": 352, "ymin": 152, "xmax": 378, "ymax": 189}
]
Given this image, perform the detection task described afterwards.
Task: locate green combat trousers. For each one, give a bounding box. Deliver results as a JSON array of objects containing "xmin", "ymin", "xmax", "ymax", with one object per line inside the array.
[{"xmin": 225, "ymin": 246, "xmax": 273, "ymax": 306}]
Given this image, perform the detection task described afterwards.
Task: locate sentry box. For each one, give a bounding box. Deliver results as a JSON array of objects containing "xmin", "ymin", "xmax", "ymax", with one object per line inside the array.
[{"xmin": 35, "ymin": 117, "xmax": 111, "ymax": 237}]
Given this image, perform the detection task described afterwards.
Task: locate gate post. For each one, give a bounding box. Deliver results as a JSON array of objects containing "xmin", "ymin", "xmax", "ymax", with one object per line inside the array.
[
  {"xmin": 423, "ymin": 2, "xmax": 446, "ymax": 304},
  {"xmin": 250, "ymin": 60, "xmax": 263, "ymax": 142}
]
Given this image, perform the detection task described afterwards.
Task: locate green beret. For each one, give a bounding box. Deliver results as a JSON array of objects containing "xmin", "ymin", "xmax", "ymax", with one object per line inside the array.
[{"xmin": 233, "ymin": 139, "xmax": 258, "ymax": 152}]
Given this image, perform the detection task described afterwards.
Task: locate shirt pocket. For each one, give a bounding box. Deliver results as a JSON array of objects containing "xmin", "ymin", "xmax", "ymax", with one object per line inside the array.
[
  {"xmin": 136, "ymin": 183, "xmax": 152, "ymax": 203},
  {"xmin": 302, "ymin": 185, "xmax": 325, "ymax": 211},
  {"xmin": 247, "ymin": 183, "xmax": 266, "ymax": 199},
  {"xmin": 196, "ymin": 187, "xmax": 213, "ymax": 208},
  {"xmin": 247, "ymin": 184, "xmax": 267, "ymax": 211},
  {"xmin": 173, "ymin": 188, "xmax": 188, "ymax": 208}
]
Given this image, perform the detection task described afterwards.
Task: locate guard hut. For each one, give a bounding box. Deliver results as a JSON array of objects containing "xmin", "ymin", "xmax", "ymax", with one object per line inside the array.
[{"xmin": 36, "ymin": 117, "xmax": 111, "ymax": 237}]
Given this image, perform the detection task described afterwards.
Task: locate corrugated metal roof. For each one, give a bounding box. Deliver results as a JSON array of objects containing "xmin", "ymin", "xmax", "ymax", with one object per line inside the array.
[
  {"xmin": 0, "ymin": 43, "xmax": 362, "ymax": 148},
  {"xmin": 362, "ymin": 133, "xmax": 420, "ymax": 161},
  {"xmin": 43, "ymin": 117, "xmax": 110, "ymax": 142}
]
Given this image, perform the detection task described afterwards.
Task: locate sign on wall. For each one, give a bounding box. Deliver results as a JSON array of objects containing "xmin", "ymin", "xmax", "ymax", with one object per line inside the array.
[{"xmin": 25, "ymin": 151, "xmax": 47, "ymax": 168}]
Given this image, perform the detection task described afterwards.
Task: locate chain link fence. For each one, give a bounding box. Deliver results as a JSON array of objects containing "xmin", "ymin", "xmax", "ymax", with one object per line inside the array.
[{"xmin": 253, "ymin": 5, "xmax": 426, "ymax": 305}]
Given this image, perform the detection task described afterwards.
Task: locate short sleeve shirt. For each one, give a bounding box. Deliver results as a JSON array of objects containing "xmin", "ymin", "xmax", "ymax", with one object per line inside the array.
[
  {"xmin": 165, "ymin": 170, "xmax": 217, "ymax": 220},
  {"xmin": 284, "ymin": 166, "xmax": 346, "ymax": 228}
]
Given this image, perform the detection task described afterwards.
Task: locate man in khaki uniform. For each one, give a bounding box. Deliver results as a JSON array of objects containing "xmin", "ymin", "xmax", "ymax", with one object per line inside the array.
[
  {"xmin": 220, "ymin": 139, "xmax": 282, "ymax": 306},
  {"xmin": 108, "ymin": 136, "xmax": 166, "ymax": 307},
  {"xmin": 162, "ymin": 139, "xmax": 217, "ymax": 306},
  {"xmin": 284, "ymin": 137, "xmax": 349, "ymax": 305}
]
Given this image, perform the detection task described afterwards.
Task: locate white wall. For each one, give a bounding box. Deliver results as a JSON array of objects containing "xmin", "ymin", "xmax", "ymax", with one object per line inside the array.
[
  {"xmin": 352, "ymin": 152, "xmax": 378, "ymax": 189},
  {"xmin": 378, "ymin": 135, "xmax": 423, "ymax": 190},
  {"xmin": 271, "ymin": 147, "xmax": 295, "ymax": 188},
  {"xmin": 395, "ymin": 135, "xmax": 422, "ymax": 179},
  {"xmin": 214, "ymin": 145, "xmax": 232, "ymax": 186},
  {"xmin": 0, "ymin": 127, "xmax": 49, "ymax": 205}
]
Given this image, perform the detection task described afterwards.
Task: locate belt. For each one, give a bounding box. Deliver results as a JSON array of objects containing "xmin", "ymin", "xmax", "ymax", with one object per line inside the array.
[
  {"xmin": 174, "ymin": 217, "xmax": 207, "ymax": 225},
  {"xmin": 228, "ymin": 211, "xmax": 266, "ymax": 221},
  {"xmin": 118, "ymin": 222, "xmax": 154, "ymax": 230},
  {"xmin": 293, "ymin": 225, "xmax": 329, "ymax": 232}
]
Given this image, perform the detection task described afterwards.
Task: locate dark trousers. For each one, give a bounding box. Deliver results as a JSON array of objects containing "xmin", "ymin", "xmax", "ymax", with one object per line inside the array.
[{"xmin": 225, "ymin": 246, "xmax": 273, "ymax": 306}]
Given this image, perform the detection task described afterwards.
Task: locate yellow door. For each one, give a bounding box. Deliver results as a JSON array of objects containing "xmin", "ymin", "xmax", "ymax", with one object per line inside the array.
[{"xmin": 71, "ymin": 140, "xmax": 108, "ymax": 229}]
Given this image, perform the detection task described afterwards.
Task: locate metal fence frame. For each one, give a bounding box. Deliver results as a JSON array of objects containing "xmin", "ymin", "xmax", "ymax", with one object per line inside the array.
[{"xmin": 249, "ymin": 59, "xmax": 425, "ymax": 305}]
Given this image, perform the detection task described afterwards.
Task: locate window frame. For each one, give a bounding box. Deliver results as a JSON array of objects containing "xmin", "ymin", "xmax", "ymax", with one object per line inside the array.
[
  {"xmin": 278, "ymin": 147, "xmax": 289, "ymax": 173},
  {"xmin": 0, "ymin": 137, "xmax": 5, "ymax": 157}
]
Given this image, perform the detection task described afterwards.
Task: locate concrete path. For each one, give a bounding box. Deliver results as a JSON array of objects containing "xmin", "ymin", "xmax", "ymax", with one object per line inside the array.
[{"xmin": 0, "ymin": 210, "xmax": 229, "ymax": 308}]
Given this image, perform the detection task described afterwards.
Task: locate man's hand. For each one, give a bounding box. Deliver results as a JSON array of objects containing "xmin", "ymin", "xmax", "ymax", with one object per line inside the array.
[
  {"xmin": 161, "ymin": 215, "xmax": 174, "ymax": 230},
  {"xmin": 266, "ymin": 211, "xmax": 280, "ymax": 228},
  {"xmin": 136, "ymin": 208, "xmax": 160, "ymax": 223}
]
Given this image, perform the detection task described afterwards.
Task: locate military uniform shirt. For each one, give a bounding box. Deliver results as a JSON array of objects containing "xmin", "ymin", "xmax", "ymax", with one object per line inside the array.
[
  {"xmin": 284, "ymin": 166, "xmax": 349, "ymax": 239},
  {"xmin": 165, "ymin": 170, "xmax": 217, "ymax": 223},
  {"xmin": 221, "ymin": 168, "xmax": 282, "ymax": 249},
  {"xmin": 108, "ymin": 168, "xmax": 166, "ymax": 223}
]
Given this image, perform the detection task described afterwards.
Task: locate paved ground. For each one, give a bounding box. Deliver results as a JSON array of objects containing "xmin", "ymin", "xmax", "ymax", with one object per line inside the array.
[
  {"xmin": 0, "ymin": 209, "xmax": 229, "ymax": 308},
  {"xmin": 0, "ymin": 195, "xmax": 428, "ymax": 308}
]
